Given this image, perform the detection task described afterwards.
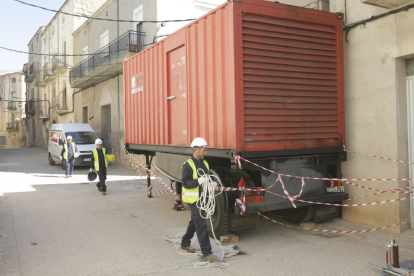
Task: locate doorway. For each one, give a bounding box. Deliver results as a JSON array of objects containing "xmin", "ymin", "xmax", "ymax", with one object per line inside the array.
[
  {"xmin": 83, "ymin": 106, "xmax": 88, "ymax": 124},
  {"xmin": 101, "ymin": 105, "xmax": 111, "ymax": 151},
  {"xmin": 167, "ymin": 45, "xmax": 187, "ymax": 145}
]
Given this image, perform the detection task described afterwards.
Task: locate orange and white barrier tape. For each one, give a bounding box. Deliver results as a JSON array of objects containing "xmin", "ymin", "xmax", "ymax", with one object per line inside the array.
[
  {"xmin": 266, "ymin": 190, "xmax": 414, "ymax": 207},
  {"xmin": 344, "ymin": 147, "xmax": 414, "ymax": 165},
  {"xmin": 235, "ymin": 178, "xmax": 246, "ymax": 215},
  {"xmin": 259, "ymin": 213, "xmax": 411, "ymax": 234},
  {"xmin": 346, "ymin": 188, "xmax": 414, "ymax": 201},
  {"xmin": 124, "ymin": 149, "xmax": 188, "ymax": 210},
  {"xmin": 235, "ymin": 155, "xmax": 414, "ymax": 182}
]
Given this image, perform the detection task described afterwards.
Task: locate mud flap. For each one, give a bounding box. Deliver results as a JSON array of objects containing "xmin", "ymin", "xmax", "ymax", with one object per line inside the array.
[
  {"xmin": 228, "ymin": 212, "xmax": 260, "ymax": 233},
  {"xmin": 312, "ymin": 204, "xmax": 341, "ymax": 223}
]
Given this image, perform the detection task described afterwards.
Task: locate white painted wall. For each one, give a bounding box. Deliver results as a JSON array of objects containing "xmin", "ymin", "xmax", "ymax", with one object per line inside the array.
[{"xmin": 156, "ymin": 0, "xmax": 226, "ymax": 41}]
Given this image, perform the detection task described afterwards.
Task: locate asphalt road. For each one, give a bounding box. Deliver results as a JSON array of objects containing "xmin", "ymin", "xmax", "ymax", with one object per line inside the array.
[{"xmin": 1, "ymin": 148, "xmax": 414, "ymax": 276}]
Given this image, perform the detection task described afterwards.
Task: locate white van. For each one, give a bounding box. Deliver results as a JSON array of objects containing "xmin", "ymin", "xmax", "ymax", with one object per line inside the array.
[{"xmin": 48, "ymin": 123, "xmax": 98, "ymax": 168}]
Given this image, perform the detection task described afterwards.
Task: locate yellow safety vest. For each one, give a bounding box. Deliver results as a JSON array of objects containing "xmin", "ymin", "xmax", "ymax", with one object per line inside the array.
[
  {"xmin": 181, "ymin": 158, "xmax": 210, "ymax": 204},
  {"xmin": 63, "ymin": 143, "xmax": 76, "ymax": 159},
  {"xmin": 92, "ymin": 148, "xmax": 107, "ymax": 171}
]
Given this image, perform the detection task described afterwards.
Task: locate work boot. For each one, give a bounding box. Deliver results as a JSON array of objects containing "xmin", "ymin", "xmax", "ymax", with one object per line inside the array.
[
  {"xmin": 102, "ymin": 191, "xmax": 106, "ymax": 195},
  {"xmin": 96, "ymin": 185, "xmax": 101, "ymax": 192},
  {"xmin": 204, "ymin": 254, "xmax": 218, "ymax": 262},
  {"xmin": 180, "ymin": 246, "xmax": 195, "ymax": 253},
  {"xmin": 65, "ymin": 175, "xmax": 69, "ymax": 178},
  {"xmin": 69, "ymin": 175, "xmax": 72, "ymax": 177}
]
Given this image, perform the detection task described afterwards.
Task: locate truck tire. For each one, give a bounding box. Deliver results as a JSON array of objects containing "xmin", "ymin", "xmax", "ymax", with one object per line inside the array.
[
  {"xmin": 206, "ymin": 191, "xmax": 228, "ymax": 238},
  {"xmin": 48, "ymin": 153, "xmax": 55, "ymax": 166},
  {"xmin": 62, "ymin": 160, "xmax": 66, "ymax": 171},
  {"xmin": 280, "ymin": 206, "xmax": 313, "ymax": 224}
]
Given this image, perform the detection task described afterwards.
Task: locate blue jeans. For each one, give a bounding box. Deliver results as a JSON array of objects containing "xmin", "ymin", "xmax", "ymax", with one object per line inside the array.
[
  {"xmin": 181, "ymin": 203, "xmax": 212, "ymax": 257},
  {"xmin": 65, "ymin": 158, "xmax": 75, "ymax": 176},
  {"xmin": 97, "ymin": 170, "xmax": 107, "ymax": 192}
]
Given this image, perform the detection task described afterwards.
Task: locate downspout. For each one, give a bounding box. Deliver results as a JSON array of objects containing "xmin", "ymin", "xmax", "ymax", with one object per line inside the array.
[
  {"xmin": 117, "ymin": 0, "xmax": 121, "ymax": 155},
  {"xmin": 58, "ymin": 73, "xmax": 122, "ymax": 117}
]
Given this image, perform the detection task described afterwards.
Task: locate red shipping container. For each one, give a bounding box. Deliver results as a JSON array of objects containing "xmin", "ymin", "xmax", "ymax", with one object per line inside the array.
[{"xmin": 123, "ymin": 0, "xmax": 345, "ymax": 156}]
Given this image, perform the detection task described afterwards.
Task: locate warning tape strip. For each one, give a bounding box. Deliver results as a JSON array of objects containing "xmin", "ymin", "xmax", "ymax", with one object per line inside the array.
[
  {"xmin": 344, "ymin": 147, "xmax": 414, "ymax": 165},
  {"xmin": 152, "ymin": 164, "xmax": 182, "ymax": 183},
  {"xmin": 346, "ymin": 188, "xmax": 414, "ymax": 201},
  {"xmin": 266, "ymin": 190, "xmax": 414, "ymax": 207},
  {"xmin": 259, "ymin": 213, "xmax": 411, "ymax": 234},
  {"xmin": 235, "ymin": 155, "xmax": 414, "ymax": 182},
  {"xmin": 124, "ymin": 149, "xmax": 188, "ymax": 210}
]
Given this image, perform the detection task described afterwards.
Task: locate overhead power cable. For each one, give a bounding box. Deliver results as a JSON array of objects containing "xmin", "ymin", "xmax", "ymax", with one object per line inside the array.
[
  {"xmin": 12, "ymin": 0, "xmax": 196, "ymax": 23},
  {"xmin": 0, "ymin": 46, "xmax": 91, "ymax": 56},
  {"xmin": 0, "ymin": 41, "xmax": 159, "ymax": 57},
  {"xmin": 343, "ymin": 2, "xmax": 414, "ymax": 42}
]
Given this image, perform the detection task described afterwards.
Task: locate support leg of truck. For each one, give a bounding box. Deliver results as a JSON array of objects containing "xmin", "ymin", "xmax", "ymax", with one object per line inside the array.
[{"xmin": 145, "ymin": 153, "xmax": 153, "ymax": 198}]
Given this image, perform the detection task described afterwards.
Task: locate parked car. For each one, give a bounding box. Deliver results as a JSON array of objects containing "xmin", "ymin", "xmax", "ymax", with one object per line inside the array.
[{"xmin": 48, "ymin": 123, "xmax": 98, "ymax": 168}]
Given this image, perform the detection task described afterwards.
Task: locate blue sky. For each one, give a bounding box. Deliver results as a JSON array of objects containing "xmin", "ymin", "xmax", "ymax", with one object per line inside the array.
[{"xmin": 0, "ymin": 0, "xmax": 65, "ymax": 72}]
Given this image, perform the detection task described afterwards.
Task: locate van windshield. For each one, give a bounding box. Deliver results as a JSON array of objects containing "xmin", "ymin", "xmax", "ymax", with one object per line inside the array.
[{"xmin": 66, "ymin": 132, "xmax": 97, "ymax": 145}]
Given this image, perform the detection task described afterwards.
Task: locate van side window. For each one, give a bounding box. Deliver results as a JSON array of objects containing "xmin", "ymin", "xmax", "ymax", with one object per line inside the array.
[{"xmin": 59, "ymin": 133, "xmax": 65, "ymax": 145}]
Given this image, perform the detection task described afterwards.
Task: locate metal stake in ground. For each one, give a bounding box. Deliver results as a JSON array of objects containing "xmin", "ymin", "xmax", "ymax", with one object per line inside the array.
[{"xmin": 146, "ymin": 153, "xmax": 154, "ymax": 198}]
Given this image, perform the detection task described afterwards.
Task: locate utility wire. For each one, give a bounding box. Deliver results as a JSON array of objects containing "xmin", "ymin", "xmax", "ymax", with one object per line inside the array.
[
  {"xmin": 1, "ymin": 42, "xmax": 159, "ymax": 57},
  {"xmin": 343, "ymin": 3, "xmax": 414, "ymax": 42},
  {"xmin": 12, "ymin": 0, "xmax": 196, "ymax": 23}
]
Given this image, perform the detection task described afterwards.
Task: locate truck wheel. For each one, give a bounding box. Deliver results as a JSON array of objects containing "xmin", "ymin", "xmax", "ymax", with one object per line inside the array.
[
  {"xmin": 280, "ymin": 206, "xmax": 313, "ymax": 224},
  {"xmin": 207, "ymin": 191, "xmax": 229, "ymax": 238},
  {"xmin": 48, "ymin": 153, "xmax": 55, "ymax": 166},
  {"xmin": 62, "ymin": 160, "xmax": 66, "ymax": 171}
]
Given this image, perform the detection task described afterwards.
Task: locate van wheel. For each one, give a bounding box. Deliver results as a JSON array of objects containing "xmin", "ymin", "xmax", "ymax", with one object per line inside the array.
[
  {"xmin": 48, "ymin": 153, "xmax": 55, "ymax": 166},
  {"xmin": 62, "ymin": 160, "xmax": 66, "ymax": 170}
]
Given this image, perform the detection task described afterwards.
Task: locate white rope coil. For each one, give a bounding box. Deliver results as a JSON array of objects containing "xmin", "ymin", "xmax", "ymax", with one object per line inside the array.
[{"xmin": 195, "ymin": 168, "xmax": 225, "ymax": 261}]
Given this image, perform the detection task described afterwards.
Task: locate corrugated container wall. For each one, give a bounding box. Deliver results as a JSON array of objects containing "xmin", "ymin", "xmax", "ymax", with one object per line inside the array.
[{"xmin": 124, "ymin": 0, "xmax": 344, "ymax": 155}]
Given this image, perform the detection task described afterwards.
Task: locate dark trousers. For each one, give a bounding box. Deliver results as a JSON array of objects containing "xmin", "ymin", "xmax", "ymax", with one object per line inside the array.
[
  {"xmin": 181, "ymin": 203, "xmax": 212, "ymax": 257},
  {"xmin": 97, "ymin": 170, "xmax": 107, "ymax": 192},
  {"xmin": 65, "ymin": 158, "xmax": 75, "ymax": 175}
]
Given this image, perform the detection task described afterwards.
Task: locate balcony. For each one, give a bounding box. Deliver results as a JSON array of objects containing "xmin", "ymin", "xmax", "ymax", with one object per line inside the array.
[
  {"xmin": 37, "ymin": 100, "xmax": 49, "ymax": 120},
  {"xmin": 43, "ymin": 63, "xmax": 56, "ymax": 81},
  {"xmin": 7, "ymin": 101, "xmax": 18, "ymax": 110},
  {"xmin": 35, "ymin": 70, "xmax": 47, "ymax": 87},
  {"xmin": 362, "ymin": 0, "xmax": 413, "ymax": 8},
  {"xmin": 70, "ymin": 30, "xmax": 144, "ymax": 88},
  {"xmin": 25, "ymin": 99, "xmax": 35, "ymax": 116},
  {"xmin": 25, "ymin": 62, "xmax": 38, "ymax": 83},
  {"xmin": 52, "ymin": 56, "xmax": 69, "ymax": 74},
  {"xmin": 6, "ymin": 123, "xmax": 20, "ymax": 132},
  {"xmin": 10, "ymin": 82, "xmax": 17, "ymax": 92},
  {"xmin": 52, "ymin": 93, "xmax": 68, "ymax": 115}
]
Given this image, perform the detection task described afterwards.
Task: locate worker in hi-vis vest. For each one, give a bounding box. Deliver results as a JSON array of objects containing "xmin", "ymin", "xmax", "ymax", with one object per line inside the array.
[
  {"xmin": 60, "ymin": 135, "xmax": 79, "ymax": 178},
  {"xmin": 89, "ymin": 138, "xmax": 108, "ymax": 195},
  {"xmin": 180, "ymin": 137, "xmax": 218, "ymax": 263}
]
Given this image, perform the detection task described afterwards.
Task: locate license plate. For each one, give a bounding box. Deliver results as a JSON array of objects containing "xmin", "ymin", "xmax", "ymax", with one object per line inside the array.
[
  {"xmin": 245, "ymin": 196, "xmax": 263, "ymax": 205},
  {"xmin": 84, "ymin": 158, "xmax": 91, "ymax": 161},
  {"xmin": 327, "ymin": 186, "xmax": 345, "ymax": 192}
]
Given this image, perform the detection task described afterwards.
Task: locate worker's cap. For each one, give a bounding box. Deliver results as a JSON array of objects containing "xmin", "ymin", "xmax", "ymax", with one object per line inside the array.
[
  {"xmin": 190, "ymin": 137, "xmax": 208, "ymax": 148},
  {"xmin": 67, "ymin": 135, "xmax": 73, "ymax": 140},
  {"xmin": 95, "ymin": 138, "xmax": 103, "ymax": 145}
]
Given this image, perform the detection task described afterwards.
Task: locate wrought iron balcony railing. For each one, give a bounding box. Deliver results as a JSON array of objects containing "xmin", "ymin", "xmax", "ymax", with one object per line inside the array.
[
  {"xmin": 7, "ymin": 101, "xmax": 17, "ymax": 110},
  {"xmin": 26, "ymin": 99, "xmax": 35, "ymax": 116},
  {"xmin": 43, "ymin": 62, "xmax": 56, "ymax": 81},
  {"xmin": 25, "ymin": 62, "xmax": 38, "ymax": 82},
  {"xmin": 70, "ymin": 30, "xmax": 144, "ymax": 83},
  {"xmin": 6, "ymin": 122, "xmax": 19, "ymax": 131}
]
